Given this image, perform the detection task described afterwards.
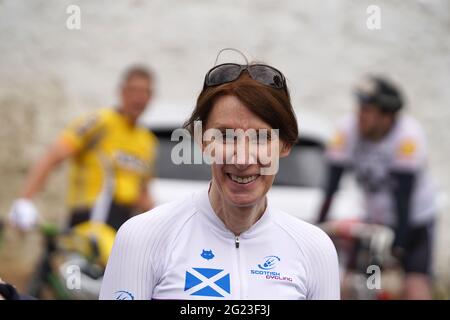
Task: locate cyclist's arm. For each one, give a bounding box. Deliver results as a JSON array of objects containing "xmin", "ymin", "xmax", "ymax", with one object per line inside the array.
[
  {"xmin": 318, "ymin": 162, "xmax": 346, "ymax": 223},
  {"xmin": 390, "ymin": 127, "xmax": 425, "ymax": 252},
  {"xmin": 20, "ymin": 111, "xmax": 104, "ymax": 200},
  {"xmin": 20, "ymin": 139, "xmax": 77, "ymax": 199},
  {"xmin": 319, "ymin": 117, "xmax": 354, "ymax": 223},
  {"xmin": 390, "ymin": 170, "xmax": 416, "ymax": 252}
]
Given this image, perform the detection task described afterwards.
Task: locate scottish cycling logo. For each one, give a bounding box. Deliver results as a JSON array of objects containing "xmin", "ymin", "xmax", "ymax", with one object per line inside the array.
[
  {"xmin": 258, "ymin": 255, "xmax": 280, "ymax": 270},
  {"xmin": 250, "ymin": 255, "xmax": 292, "ymax": 282},
  {"xmin": 184, "ymin": 268, "xmax": 230, "ymax": 298},
  {"xmin": 114, "ymin": 290, "xmax": 135, "ymax": 300}
]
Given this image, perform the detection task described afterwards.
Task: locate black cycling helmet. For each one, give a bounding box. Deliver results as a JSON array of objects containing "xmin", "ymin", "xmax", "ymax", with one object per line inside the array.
[{"xmin": 354, "ymin": 75, "xmax": 404, "ymax": 113}]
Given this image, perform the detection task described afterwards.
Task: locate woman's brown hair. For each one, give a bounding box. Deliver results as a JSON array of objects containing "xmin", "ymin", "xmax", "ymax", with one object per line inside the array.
[{"xmin": 184, "ymin": 70, "xmax": 299, "ymax": 147}]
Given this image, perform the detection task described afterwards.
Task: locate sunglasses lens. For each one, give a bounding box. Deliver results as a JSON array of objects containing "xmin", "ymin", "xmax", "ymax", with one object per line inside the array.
[
  {"xmin": 207, "ymin": 64, "xmax": 242, "ymax": 86},
  {"xmin": 205, "ymin": 63, "xmax": 286, "ymax": 91},
  {"xmin": 248, "ymin": 65, "xmax": 284, "ymax": 89}
]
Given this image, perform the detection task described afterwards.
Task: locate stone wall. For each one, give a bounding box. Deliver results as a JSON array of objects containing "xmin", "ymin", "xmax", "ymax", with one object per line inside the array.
[{"xmin": 1, "ymin": 0, "xmax": 449, "ymax": 287}]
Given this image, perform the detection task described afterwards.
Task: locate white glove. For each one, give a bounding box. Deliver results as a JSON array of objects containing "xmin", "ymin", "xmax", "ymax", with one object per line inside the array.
[{"xmin": 8, "ymin": 198, "xmax": 39, "ymax": 231}]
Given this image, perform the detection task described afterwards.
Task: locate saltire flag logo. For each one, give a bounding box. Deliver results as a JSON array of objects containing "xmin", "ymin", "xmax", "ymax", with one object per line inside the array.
[{"xmin": 184, "ymin": 268, "xmax": 230, "ymax": 297}]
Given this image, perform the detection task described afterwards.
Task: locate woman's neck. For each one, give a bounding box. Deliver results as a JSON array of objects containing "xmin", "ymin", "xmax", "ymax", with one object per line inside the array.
[{"xmin": 208, "ymin": 182, "xmax": 267, "ymax": 236}]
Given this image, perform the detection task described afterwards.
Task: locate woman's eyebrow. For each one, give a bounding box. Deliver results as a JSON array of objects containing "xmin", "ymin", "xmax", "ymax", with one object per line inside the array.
[
  {"xmin": 209, "ymin": 123, "xmax": 273, "ymax": 131},
  {"xmin": 208, "ymin": 121, "xmax": 235, "ymax": 129},
  {"xmin": 212, "ymin": 128, "xmax": 274, "ymax": 141}
]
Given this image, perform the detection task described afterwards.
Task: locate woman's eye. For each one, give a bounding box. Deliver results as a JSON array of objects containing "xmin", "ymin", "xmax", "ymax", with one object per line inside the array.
[
  {"xmin": 257, "ymin": 133, "xmax": 272, "ymax": 144},
  {"xmin": 249, "ymin": 135, "xmax": 259, "ymax": 144},
  {"xmin": 223, "ymin": 134, "xmax": 235, "ymax": 143}
]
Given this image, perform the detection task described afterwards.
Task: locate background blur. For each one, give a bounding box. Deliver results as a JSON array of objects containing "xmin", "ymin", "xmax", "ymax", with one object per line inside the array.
[{"xmin": 0, "ymin": 0, "xmax": 449, "ymax": 296}]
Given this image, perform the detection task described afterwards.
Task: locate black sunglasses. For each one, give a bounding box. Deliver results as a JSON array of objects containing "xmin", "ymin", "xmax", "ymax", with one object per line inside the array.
[{"xmin": 203, "ymin": 63, "xmax": 287, "ymax": 91}]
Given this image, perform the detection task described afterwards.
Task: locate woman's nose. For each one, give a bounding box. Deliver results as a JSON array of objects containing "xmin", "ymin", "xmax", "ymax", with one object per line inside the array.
[{"xmin": 230, "ymin": 142, "xmax": 258, "ymax": 165}]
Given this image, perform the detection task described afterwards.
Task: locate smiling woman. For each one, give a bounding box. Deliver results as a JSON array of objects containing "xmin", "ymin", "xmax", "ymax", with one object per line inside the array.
[{"xmin": 100, "ymin": 51, "xmax": 340, "ymax": 300}]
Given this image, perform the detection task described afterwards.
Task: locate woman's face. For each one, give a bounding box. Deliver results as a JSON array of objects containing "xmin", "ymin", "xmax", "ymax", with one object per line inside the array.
[{"xmin": 203, "ymin": 95, "xmax": 291, "ymax": 208}]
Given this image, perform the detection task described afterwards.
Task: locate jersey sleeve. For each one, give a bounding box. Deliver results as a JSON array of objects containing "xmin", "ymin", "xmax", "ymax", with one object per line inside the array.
[
  {"xmin": 306, "ymin": 227, "xmax": 341, "ymax": 300},
  {"xmin": 391, "ymin": 124, "xmax": 427, "ymax": 172},
  {"xmin": 58, "ymin": 111, "xmax": 106, "ymax": 152},
  {"xmin": 99, "ymin": 216, "xmax": 156, "ymax": 300},
  {"xmin": 326, "ymin": 117, "xmax": 355, "ymax": 166}
]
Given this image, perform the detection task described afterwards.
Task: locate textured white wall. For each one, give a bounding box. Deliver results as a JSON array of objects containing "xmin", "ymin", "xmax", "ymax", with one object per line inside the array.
[{"xmin": 0, "ymin": 0, "xmax": 449, "ymax": 284}]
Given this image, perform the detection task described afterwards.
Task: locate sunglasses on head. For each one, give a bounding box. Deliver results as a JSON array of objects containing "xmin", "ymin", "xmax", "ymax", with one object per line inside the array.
[{"xmin": 203, "ymin": 63, "xmax": 287, "ymax": 91}]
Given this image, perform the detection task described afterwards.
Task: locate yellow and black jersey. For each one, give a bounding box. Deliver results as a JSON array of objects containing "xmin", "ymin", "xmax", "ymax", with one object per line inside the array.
[{"xmin": 58, "ymin": 108, "xmax": 158, "ymax": 210}]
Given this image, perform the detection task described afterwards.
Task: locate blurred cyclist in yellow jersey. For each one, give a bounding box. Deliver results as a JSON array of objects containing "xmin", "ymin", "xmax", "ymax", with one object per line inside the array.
[{"xmin": 9, "ymin": 65, "xmax": 159, "ymax": 231}]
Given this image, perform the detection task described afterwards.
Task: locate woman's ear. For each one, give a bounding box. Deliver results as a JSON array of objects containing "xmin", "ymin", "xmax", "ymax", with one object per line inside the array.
[{"xmin": 279, "ymin": 142, "xmax": 292, "ymax": 158}]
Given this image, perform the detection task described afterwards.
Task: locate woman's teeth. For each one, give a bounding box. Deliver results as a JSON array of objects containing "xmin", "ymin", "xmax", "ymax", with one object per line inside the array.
[{"xmin": 229, "ymin": 174, "xmax": 259, "ymax": 184}]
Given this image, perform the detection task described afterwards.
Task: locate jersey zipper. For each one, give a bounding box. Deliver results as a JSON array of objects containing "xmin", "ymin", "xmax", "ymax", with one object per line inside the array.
[{"xmin": 235, "ymin": 236, "xmax": 242, "ymax": 299}]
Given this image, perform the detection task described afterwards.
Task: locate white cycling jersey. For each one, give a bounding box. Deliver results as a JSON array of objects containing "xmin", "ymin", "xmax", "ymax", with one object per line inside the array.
[
  {"xmin": 327, "ymin": 114, "xmax": 437, "ymax": 226},
  {"xmin": 100, "ymin": 185, "xmax": 340, "ymax": 300}
]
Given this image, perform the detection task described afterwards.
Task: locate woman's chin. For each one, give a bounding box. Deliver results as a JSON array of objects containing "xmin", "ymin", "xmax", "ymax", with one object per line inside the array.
[{"xmin": 224, "ymin": 191, "xmax": 262, "ymax": 208}]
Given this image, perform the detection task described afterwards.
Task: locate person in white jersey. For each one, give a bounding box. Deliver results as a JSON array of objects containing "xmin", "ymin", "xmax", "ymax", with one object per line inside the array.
[
  {"xmin": 318, "ymin": 75, "xmax": 437, "ymax": 299},
  {"xmin": 100, "ymin": 52, "xmax": 340, "ymax": 300}
]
